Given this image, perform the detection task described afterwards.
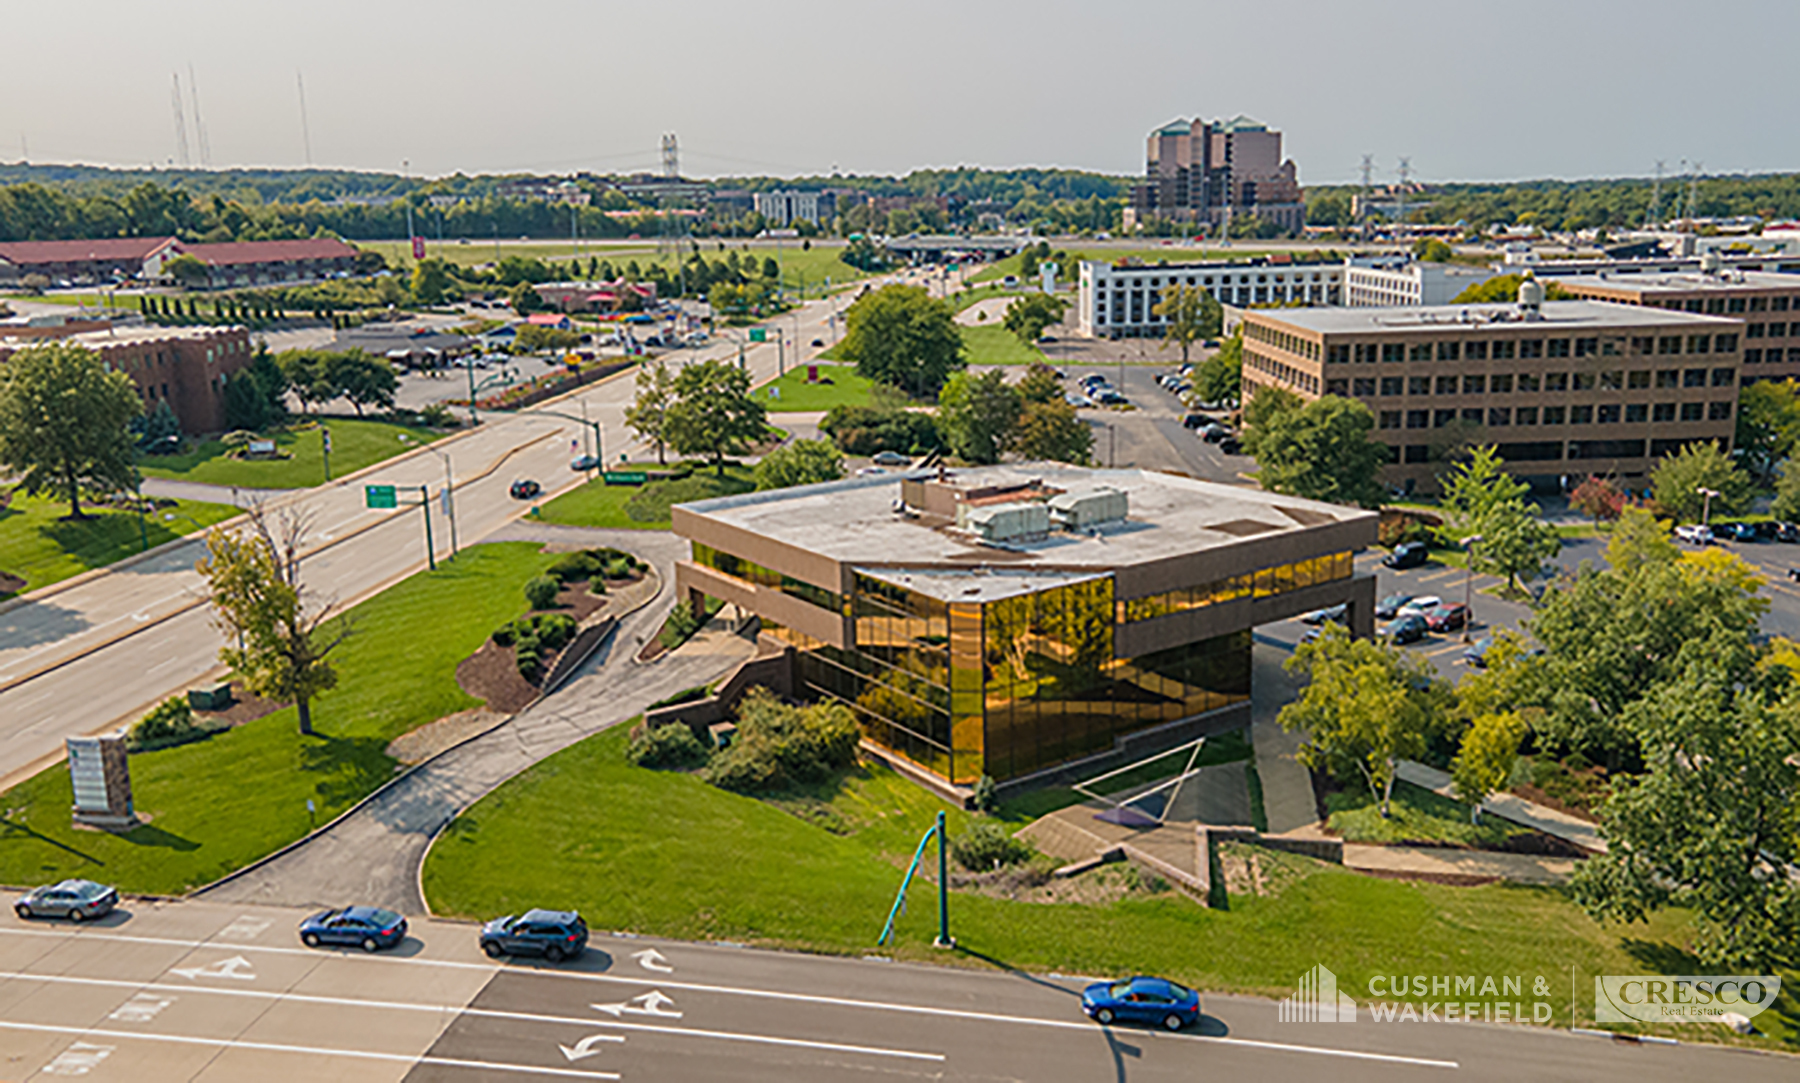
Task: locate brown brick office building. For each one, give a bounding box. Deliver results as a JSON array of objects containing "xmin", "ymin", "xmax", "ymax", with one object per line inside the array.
[
  {"xmin": 1553, "ymin": 269, "xmax": 1800, "ymax": 385},
  {"xmin": 672, "ymin": 465, "xmax": 1376, "ymax": 797},
  {"xmin": 0, "ymin": 324, "xmax": 253, "ymax": 433},
  {"xmin": 1239, "ymin": 294, "xmax": 1745, "ymax": 493}
]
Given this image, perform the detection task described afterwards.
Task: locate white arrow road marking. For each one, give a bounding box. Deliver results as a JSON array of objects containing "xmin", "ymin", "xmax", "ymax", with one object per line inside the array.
[
  {"xmin": 216, "ymin": 916, "xmax": 271, "ymax": 941},
  {"xmin": 170, "ymin": 955, "xmax": 255, "ymax": 981},
  {"xmin": 40, "ymin": 1041, "xmax": 113, "ymax": 1076},
  {"xmin": 593, "ymin": 989, "xmax": 682, "ymax": 1018},
  {"xmin": 108, "ymin": 994, "xmax": 175, "ymax": 1022},
  {"xmin": 558, "ymin": 1033, "xmax": 626, "ymax": 1062},
  {"xmin": 632, "ymin": 947, "xmax": 673, "ymax": 973}
]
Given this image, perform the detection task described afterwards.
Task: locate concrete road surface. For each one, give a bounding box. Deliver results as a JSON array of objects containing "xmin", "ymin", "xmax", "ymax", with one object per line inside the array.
[{"xmin": 0, "ymin": 899, "xmax": 1789, "ymax": 1082}]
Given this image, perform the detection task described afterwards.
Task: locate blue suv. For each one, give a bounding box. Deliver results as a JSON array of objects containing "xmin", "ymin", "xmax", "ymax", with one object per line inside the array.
[{"xmin": 480, "ymin": 908, "xmax": 588, "ymax": 962}]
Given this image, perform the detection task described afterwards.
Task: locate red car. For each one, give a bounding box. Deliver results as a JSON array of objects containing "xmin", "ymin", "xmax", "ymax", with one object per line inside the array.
[{"xmin": 1423, "ymin": 604, "xmax": 1469, "ymax": 633}]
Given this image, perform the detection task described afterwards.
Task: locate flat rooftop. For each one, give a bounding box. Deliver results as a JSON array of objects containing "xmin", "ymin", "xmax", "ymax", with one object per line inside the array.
[
  {"xmin": 1083, "ymin": 258, "xmax": 1338, "ymax": 274},
  {"xmin": 1555, "ymin": 271, "xmax": 1800, "ymax": 294},
  {"xmin": 677, "ymin": 464, "xmax": 1370, "ymax": 574},
  {"xmin": 0, "ymin": 324, "xmax": 239, "ymax": 349},
  {"xmin": 1247, "ymin": 299, "xmax": 1742, "ymax": 336}
]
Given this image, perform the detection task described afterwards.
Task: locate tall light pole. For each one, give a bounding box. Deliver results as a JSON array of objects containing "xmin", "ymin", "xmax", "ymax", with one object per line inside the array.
[
  {"xmin": 400, "ymin": 434, "xmax": 457, "ymax": 559},
  {"xmin": 1461, "ymin": 534, "xmax": 1483, "ymax": 644},
  {"xmin": 1697, "ymin": 486, "xmax": 1720, "ymax": 527}
]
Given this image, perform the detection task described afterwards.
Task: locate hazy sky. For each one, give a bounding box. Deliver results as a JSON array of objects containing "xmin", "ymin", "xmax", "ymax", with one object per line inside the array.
[{"xmin": 4, "ymin": 0, "xmax": 1796, "ymax": 185}]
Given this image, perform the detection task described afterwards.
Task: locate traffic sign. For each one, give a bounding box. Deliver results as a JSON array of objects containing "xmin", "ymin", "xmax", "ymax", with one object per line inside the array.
[
  {"xmin": 364, "ymin": 484, "xmax": 398, "ymax": 509},
  {"xmin": 749, "ymin": 328, "xmax": 767, "ymax": 343},
  {"xmin": 603, "ymin": 471, "xmax": 648, "ymax": 486}
]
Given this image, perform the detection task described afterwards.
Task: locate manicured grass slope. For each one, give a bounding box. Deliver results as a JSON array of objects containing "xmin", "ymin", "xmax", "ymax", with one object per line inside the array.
[
  {"xmin": 756, "ymin": 364, "xmax": 880, "ymax": 413},
  {"xmin": 1326, "ymin": 779, "xmax": 1536, "ymax": 847},
  {"xmin": 0, "ymin": 543, "xmax": 556, "ymax": 894},
  {"xmin": 537, "ymin": 463, "xmax": 755, "ymax": 530},
  {"xmin": 421, "ymin": 726, "xmax": 1754, "ymax": 1035},
  {"xmin": 139, "ymin": 418, "xmax": 441, "ymax": 490},
  {"xmin": 961, "ymin": 324, "xmax": 1047, "ymax": 367},
  {"xmin": 0, "ymin": 491, "xmax": 237, "ymax": 597}
]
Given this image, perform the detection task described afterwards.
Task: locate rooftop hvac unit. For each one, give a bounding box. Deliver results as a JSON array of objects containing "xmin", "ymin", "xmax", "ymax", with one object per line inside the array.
[
  {"xmin": 1048, "ymin": 486, "xmax": 1128, "ymax": 530},
  {"xmin": 961, "ymin": 500, "xmax": 1050, "ymax": 542}
]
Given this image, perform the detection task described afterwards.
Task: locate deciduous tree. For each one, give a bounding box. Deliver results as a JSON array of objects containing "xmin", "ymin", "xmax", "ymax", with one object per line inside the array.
[
  {"xmin": 1734, "ymin": 378, "xmax": 1800, "ymax": 484},
  {"xmin": 1152, "ymin": 283, "xmax": 1221, "ymax": 364},
  {"xmin": 936, "ymin": 369, "xmax": 1020, "ymax": 465},
  {"xmin": 0, "ymin": 342, "xmax": 142, "ymax": 518},
  {"xmin": 664, "ymin": 358, "xmax": 766, "ymax": 476},
  {"xmin": 1011, "ymin": 399, "xmax": 1092, "ymax": 464},
  {"xmin": 625, "ymin": 361, "xmax": 675, "ymax": 464},
  {"xmin": 840, "ymin": 285, "xmax": 965, "ymax": 399},
  {"xmin": 1649, "ymin": 440, "xmax": 1751, "ymax": 523},
  {"xmin": 1001, "ymin": 293, "xmax": 1067, "ymax": 345},
  {"xmin": 1193, "ymin": 331, "xmax": 1242, "ymax": 405},
  {"xmin": 754, "ymin": 438, "xmax": 844, "ymax": 491},
  {"xmin": 1247, "ymin": 393, "xmax": 1387, "ymax": 508}
]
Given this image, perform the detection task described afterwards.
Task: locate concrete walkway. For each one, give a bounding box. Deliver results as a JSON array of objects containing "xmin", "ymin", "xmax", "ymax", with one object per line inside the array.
[
  {"xmin": 1397, "ymin": 759, "xmax": 1607, "ymax": 853},
  {"xmin": 1249, "ymin": 638, "xmax": 1317, "ymax": 834},
  {"xmin": 1342, "ymin": 843, "xmax": 1575, "ymax": 885},
  {"xmin": 139, "ymin": 477, "xmax": 285, "ymax": 507},
  {"xmin": 200, "ymin": 535, "xmax": 754, "ymax": 915}
]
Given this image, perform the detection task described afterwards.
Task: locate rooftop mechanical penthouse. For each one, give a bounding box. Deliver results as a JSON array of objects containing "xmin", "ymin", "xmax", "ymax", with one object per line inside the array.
[{"xmin": 671, "ymin": 465, "xmax": 1376, "ymax": 798}]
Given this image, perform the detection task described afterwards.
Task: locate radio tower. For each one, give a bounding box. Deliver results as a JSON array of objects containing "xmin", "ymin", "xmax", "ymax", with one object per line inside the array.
[
  {"xmin": 1643, "ymin": 160, "xmax": 1665, "ymax": 229},
  {"xmin": 187, "ymin": 63, "xmax": 212, "ymax": 167},
  {"xmin": 661, "ymin": 132, "xmax": 679, "ymax": 179},
  {"xmin": 170, "ymin": 74, "xmax": 191, "ymax": 167},
  {"xmin": 296, "ymin": 70, "xmax": 314, "ymax": 165}
]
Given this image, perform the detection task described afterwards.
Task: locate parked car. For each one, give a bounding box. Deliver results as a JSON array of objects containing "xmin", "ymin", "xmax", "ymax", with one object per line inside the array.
[
  {"xmin": 1081, "ymin": 975, "xmax": 1202, "ymax": 1031},
  {"xmin": 480, "ymin": 909, "xmax": 588, "ymax": 962},
  {"xmin": 811, "ymin": 338, "xmax": 824, "ymax": 348},
  {"xmin": 15, "ymin": 880, "xmax": 117, "ymax": 922},
  {"xmin": 1393, "ymin": 594, "xmax": 1443, "ymax": 620},
  {"xmin": 855, "ymin": 466, "xmax": 888, "ymax": 477},
  {"xmin": 1300, "ymin": 603, "xmax": 1348, "ymax": 626},
  {"xmin": 1463, "ymin": 637, "xmax": 1494, "ymax": 667},
  {"xmin": 1673, "ymin": 524, "xmax": 1714, "ymax": 545},
  {"xmin": 1752, "ymin": 520, "xmax": 1781, "ymax": 541},
  {"xmin": 299, "ymin": 906, "xmax": 408, "ymax": 952},
  {"xmin": 1066, "ymin": 392, "xmax": 1095, "ymax": 408},
  {"xmin": 1181, "ymin": 413, "xmax": 1211, "ymax": 430},
  {"xmin": 1080, "ymin": 373, "xmax": 1111, "ymax": 389},
  {"xmin": 1217, "ymin": 437, "xmax": 1243, "ymax": 455},
  {"xmin": 1375, "ymin": 592, "xmax": 1413, "ymax": 620},
  {"xmin": 1423, "ymin": 603, "xmax": 1470, "ymax": 633},
  {"xmin": 1095, "ymin": 389, "xmax": 1129, "ymax": 406},
  {"xmin": 1200, "ymin": 423, "xmax": 1233, "ymax": 443},
  {"xmin": 871, "ymin": 450, "xmax": 912, "ymax": 467},
  {"xmin": 509, "ymin": 479, "xmax": 542, "ymax": 500},
  {"xmin": 1385, "ymin": 614, "xmax": 1429, "ymax": 645},
  {"xmin": 1383, "ymin": 541, "xmax": 1430, "ymax": 569},
  {"xmin": 1779, "ymin": 522, "xmax": 1800, "ymax": 544},
  {"xmin": 570, "ymin": 455, "xmax": 599, "ymax": 472},
  {"xmin": 1714, "ymin": 521, "xmax": 1759, "ymax": 543}
]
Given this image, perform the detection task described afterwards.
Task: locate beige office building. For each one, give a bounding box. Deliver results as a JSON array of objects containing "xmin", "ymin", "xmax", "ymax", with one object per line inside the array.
[
  {"xmin": 1552, "ymin": 268, "xmax": 1800, "ymax": 385},
  {"xmin": 1239, "ymin": 294, "xmax": 1745, "ymax": 492}
]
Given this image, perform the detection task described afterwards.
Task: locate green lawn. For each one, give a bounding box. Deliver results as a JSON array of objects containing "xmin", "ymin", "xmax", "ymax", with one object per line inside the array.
[
  {"xmin": 139, "ymin": 418, "xmax": 442, "ymax": 490},
  {"xmin": 0, "ymin": 490, "xmax": 238, "ymax": 598},
  {"xmin": 961, "ymin": 324, "xmax": 1047, "ymax": 367},
  {"xmin": 1325, "ymin": 779, "xmax": 1538, "ymax": 848},
  {"xmin": 421, "ymin": 725, "xmax": 1796, "ymax": 1043},
  {"xmin": 756, "ymin": 364, "xmax": 882, "ymax": 412},
  {"xmin": 537, "ymin": 463, "xmax": 756, "ymax": 530},
  {"xmin": 0, "ymin": 542, "xmax": 558, "ymax": 894}
]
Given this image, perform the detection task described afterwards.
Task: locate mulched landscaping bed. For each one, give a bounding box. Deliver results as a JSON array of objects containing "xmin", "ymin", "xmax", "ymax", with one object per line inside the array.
[
  {"xmin": 195, "ymin": 682, "xmax": 284, "ymax": 728},
  {"xmin": 454, "ymin": 576, "xmax": 625, "ymax": 712}
]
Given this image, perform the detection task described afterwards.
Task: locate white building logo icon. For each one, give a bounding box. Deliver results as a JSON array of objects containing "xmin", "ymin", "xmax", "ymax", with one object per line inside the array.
[{"xmin": 1278, "ymin": 964, "xmax": 1357, "ymax": 1022}]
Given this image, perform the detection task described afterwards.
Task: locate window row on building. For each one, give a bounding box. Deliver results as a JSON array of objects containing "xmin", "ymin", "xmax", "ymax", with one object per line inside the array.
[
  {"xmin": 691, "ymin": 543, "xmax": 844, "ymax": 615},
  {"xmin": 1118, "ymin": 552, "xmax": 1352, "ymax": 624},
  {"xmin": 1244, "ymin": 348, "xmax": 1320, "ymax": 394},
  {"xmin": 1745, "ymin": 322, "xmax": 1799, "ymax": 339},
  {"xmin": 1383, "ymin": 438, "xmax": 1712, "ymax": 466},
  {"xmin": 1650, "ymin": 295, "xmax": 1793, "ymax": 314},
  {"xmin": 1324, "ymin": 333, "xmax": 1738, "ymax": 364},
  {"xmin": 1376, "ymin": 401, "xmax": 1734, "ymax": 430},
  {"xmin": 1330, "ymin": 367, "xmax": 1740, "ymax": 398}
]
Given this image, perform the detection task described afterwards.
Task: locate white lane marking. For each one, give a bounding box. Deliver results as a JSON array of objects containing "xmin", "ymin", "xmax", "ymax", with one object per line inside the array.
[
  {"xmin": 0, "ymin": 1020, "xmax": 620, "ymax": 1080},
  {"xmin": 169, "ymin": 954, "xmax": 255, "ymax": 981},
  {"xmin": 559, "ymin": 1034, "xmax": 625, "ymax": 1062},
  {"xmin": 108, "ymin": 994, "xmax": 175, "ymax": 1022},
  {"xmin": 632, "ymin": 947, "xmax": 673, "ymax": 973},
  {"xmin": 40, "ymin": 1041, "xmax": 113, "ymax": 1075},
  {"xmin": 0, "ymin": 928, "xmax": 1447, "ymax": 1067},
  {"xmin": 593, "ymin": 989, "xmax": 681, "ymax": 1018},
  {"xmin": 0, "ymin": 969, "xmax": 944, "ymax": 1063},
  {"xmin": 216, "ymin": 915, "xmax": 272, "ymax": 941}
]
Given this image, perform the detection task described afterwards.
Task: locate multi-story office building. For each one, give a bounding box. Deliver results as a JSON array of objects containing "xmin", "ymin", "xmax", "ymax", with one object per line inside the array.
[
  {"xmin": 1239, "ymin": 287, "xmax": 1744, "ymax": 492},
  {"xmin": 752, "ymin": 189, "xmax": 826, "ymax": 226},
  {"xmin": 1077, "ymin": 258, "xmax": 1342, "ymax": 338},
  {"xmin": 672, "ymin": 465, "xmax": 1375, "ymax": 796},
  {"xmin": 1128, "ymin": 116, "xmax": 1305, "ymax": 235},
  {"xmin": 1552, "ymin": 267, "xmax": 1800, "ymax": 384},
  {"xmin": 1341, "ymin": 256, "xmax": 1495, "ymax": 307},
  {"xmin": 0, "ymin": 324, "xmax": 252, "ymax": 433}
]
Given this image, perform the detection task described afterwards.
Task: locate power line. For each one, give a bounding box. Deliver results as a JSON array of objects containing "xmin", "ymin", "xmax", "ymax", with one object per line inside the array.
[
  {"xmin": 170, "ymin": 73, "xmax": 191, "ymax": 167},
  {"xmin": 296, "ymin": 70, "xmax": 314, "ymax": 166},
  {"xmin": 186, "ymin": 63, "xmax": 211, "ymax": 167}
]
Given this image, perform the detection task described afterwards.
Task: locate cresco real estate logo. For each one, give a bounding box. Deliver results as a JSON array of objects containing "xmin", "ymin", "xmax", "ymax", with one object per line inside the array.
[{"xmin": 1594, "ymin": 976, "xmax": 1781, "ymax": 1024}]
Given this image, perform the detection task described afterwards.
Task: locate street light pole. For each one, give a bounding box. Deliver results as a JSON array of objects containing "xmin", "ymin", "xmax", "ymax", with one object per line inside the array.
[
  {"xmin": 1697, "ymin": 486, "xmax": 1719, "ymax": 527},
  {"xmin": 400, "ymin": 435, "xmax": 457, "ymax": 560},
  {"xmin": 1461, "ymin": 534, "xmax": 1483, "ymax": 644}
]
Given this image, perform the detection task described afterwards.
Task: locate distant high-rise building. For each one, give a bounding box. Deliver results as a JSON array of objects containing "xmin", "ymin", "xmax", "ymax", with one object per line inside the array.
[{"xmin": 1129, "ymin": 116, "xmax": 1305, "ymax": 235}]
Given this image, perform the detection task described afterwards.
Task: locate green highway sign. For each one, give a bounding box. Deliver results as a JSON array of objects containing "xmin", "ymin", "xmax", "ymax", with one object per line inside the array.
[
  {"xmin": 364, "ymin": 484, "xmax": 398, "ymax": 509},
  {"xmin": 749, "ymin": 328, "xmax": 767, "ymax": 343},
  {"xmin": 603, "ymin": 471, "xmax": 648, "ymax": 486}
]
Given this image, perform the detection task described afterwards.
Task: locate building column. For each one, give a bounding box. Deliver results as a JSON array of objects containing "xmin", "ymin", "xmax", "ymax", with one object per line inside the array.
[{"xmin": 1346, "ymin": 574, "xmax": 1377, "ymax": 640}]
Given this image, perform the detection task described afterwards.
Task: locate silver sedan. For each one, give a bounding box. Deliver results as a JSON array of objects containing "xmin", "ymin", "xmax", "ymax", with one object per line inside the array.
[{"xmin": 15, "ymin": 879, "xmax": 118, "ymax": 922}]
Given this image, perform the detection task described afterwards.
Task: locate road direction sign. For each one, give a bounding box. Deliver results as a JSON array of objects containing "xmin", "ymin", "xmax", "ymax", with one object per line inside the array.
[
  {"xmin": 558, "ymin": 1034, "xmax": 625, "ymax": 1063},
  {"xmin": 749, "ymin": 328, "xmax": 767, "ymax": 342},
  {"xmin": 365, "ymin": 484, "xmax": 398, "ymax": 509},
  {"xmin": 170, "ymin": 955, "xmax": 256, "ymax": 982},
  {"xmin": 592, "ymin": 990, "xmax": 681, "ymax": 1018},
  {"xmin": 632, "ymin": 948, "xmax": 673, "ymax": 973}
]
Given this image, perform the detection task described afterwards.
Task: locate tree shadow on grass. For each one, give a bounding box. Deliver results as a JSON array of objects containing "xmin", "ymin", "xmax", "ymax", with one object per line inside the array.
[
  {"xmin": 300, "ymin": 733, "xmax": 397, "ymax": 809},
  {"xmin": 116, "ymin": 823, "xmax": 199, "ymax": 852},
  {"xmin": 0, "ymin": 818, "xmax": 106, "ymax": 866},
  {"xmin": 1619, "ymin": 937, "xmax": 1703, "ymax": 974}
]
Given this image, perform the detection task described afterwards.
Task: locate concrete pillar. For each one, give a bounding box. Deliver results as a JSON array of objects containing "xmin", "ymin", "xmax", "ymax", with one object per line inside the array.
[{"xmin": 1346, "ymin": 573, "xmax": 1377, "ymax": 640}]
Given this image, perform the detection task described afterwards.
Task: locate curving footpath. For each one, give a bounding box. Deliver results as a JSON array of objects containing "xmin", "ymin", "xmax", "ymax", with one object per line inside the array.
[{"xmin": 199, "ymin": 528, "xmax": 756, "ymax": 914}]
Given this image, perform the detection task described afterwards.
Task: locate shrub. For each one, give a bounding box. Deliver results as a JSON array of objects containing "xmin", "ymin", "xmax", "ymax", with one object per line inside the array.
[
  {"xmin": 703, "ymin": 688, "xmax": 860, "ymax": 793},
  {"xmin": 971, "ymin": 774, "xmax": 999, "ymax": 813},
  {"xmin": 648, "ymin": 683, "xmax": 713, "ymax": 711},
  {"xmin": 820, "ymin": 405, "xmax": 939, "ymax": 456},
  {"xmin": 495, "ymin": 612, "xmax": 579, "ymax": 676},
  {"xmin": 950, "ymin": 820, "xmax": 1033, "ymax": 871},
  {"xmin": 659, "ymin": 603, "xmax": 701, "ymax": 650},
  {"xmin": 548, "ymin": 551, "xmax": 602, "ymax": 583},
  {"xmin": 628, "ymin": 722, "xmax": 711, "ymax": 769},
  {"xmin": 130, "ymin": 697, "xmax": 199, "ymax": 750},
  {"xmin": 524, "ymin": 574, "xmax": 561, "ymax": 610}
]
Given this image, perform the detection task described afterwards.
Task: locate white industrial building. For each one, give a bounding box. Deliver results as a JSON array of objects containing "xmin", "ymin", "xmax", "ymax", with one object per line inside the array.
[
  {"xmin": 1076, "ymin": 258, "xmax": 1343, "ymax": 339},
  {"xmin": 1340, "ymin": 256, "xmax": 1496, "ymax": 307}
]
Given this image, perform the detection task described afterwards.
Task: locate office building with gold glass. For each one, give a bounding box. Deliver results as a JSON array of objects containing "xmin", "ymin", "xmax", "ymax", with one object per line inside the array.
[{"xmin": 672, "ymin": 465, "xmax": 1376, "ymax": 797}]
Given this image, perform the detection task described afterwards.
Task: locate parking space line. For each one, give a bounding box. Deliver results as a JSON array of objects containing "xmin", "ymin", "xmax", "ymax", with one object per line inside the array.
[
  {"xmin": 0, "ymin": 969, "xmax": 945, "ymax": 1063},
  {"xmin": 0, "ymin": 1019, "xmax": 621, "ymax": 1079}
]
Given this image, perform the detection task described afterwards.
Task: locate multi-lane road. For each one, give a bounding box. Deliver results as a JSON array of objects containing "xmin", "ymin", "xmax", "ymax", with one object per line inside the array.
[{"xmin": 0, "ymin": 899, "xmax": 1790, "ymax": 1082}]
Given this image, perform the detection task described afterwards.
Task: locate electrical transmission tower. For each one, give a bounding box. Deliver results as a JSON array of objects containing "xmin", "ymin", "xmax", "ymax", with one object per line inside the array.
[
  {"xmin": 297, "ymin": 70, "xmax": 314, "ymax": 165},
  {"xmin": 1644, "ymin": 160, "xmax": 1665, "ymax": 229},
  {"xmin": 170, "ymin": 74, "xmax": 191, "ymax": 167},
  {"xmin": 1395, "ymin": 157, "xmax": 1412, "ymax": 229},
  {"xmin": 1357, "ymin": 154, "xmax": 1374, "ymax": 237},
  {"xmin": 186, "ymin": 63, "xmax": 211, "ymax": 167},
  {"xmin": 661, "ymin": 133, "xmax": 679, "ymax": 179}
]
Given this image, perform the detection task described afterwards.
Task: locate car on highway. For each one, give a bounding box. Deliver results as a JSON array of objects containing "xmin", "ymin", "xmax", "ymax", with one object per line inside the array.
[
  {"xmin": 1673, "ymin": 523, "xmax": 1714, "ymax": 545},
  {"xmin": 1374, "ymin": 592, "xmax": 1413, "ymax": 620},
  {"xmin": 1081, "ymin": 975, "xmax": 1202, "ymax": 1031},
  {"xmin": 509, "ymin": 479, "xmax": 542, "ymax": 500},
  {"xmin": 480, "ymin": 908, "xmax": 588, "ymax": 962},
  {"xmin": 15, "ymin": 880, "xmax": 118, "ymax": 922},
  {"xmin": 1384, "ymin": 614, "xmax": 1429, "ymax": 645},
  {"xmin": 570, "ymin": 455, "xmax": 599, "ymax": 471},
  {"xmin": 1300, "ymin": 603, "xmax": 1348, "ymax": 626},
  {"xmin": 1423, "ymin": 603, "xmax": 1470, "ymax": 633},
  {"xmin": 872, "ymin": 450, "xmax": 912, "ymax": 466},
  {"xmin": 1383, "ymin": 541, "xmax": 1430, "ymax": 569},
  {"xmin": 299, "ymin": 906, "xmax": 408, "ymax": 952}
]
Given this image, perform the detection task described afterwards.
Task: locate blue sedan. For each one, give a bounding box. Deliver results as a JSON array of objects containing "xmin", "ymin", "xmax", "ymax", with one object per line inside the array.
[
  {"xmin": 1082, "ymin": 975, "xmax": 1203, "ymax": 1030},
  {"xmin": 298, "ymin": 906, "xmax": 407, "ymax": 952}
]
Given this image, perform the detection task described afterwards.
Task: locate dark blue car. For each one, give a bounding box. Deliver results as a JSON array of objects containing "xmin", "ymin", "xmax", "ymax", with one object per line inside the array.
[
  {"xmin": 1082, "ymin": 975, "xmax": 1203, "ymax": 1030},
  {"xmin": 480, "ymin": 908, "xmax": 588, "ymax": 962},
  {"xmin": 298, "ymin": 906, "xmax": 407, "ymax": 952}
]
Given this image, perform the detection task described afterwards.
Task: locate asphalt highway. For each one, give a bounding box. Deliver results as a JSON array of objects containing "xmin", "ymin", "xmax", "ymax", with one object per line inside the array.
[{"xmin": 0, "ymin": 900, "xmax": 1790, "ymax": 1082}]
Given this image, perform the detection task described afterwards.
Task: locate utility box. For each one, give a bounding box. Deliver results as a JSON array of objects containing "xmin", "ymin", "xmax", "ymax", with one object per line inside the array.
[
  {"xmin": 67, "ymin": 735, "xmax": 134, "ymax": 829},
  {"xmin": 959, "ymin": 500, "xmax": 1051, "ymax": 542},
  {"xmin": 188, "ymin": 684, "xmax": 234, "ymax": 711},
  {"xmin": 1049, "ymin": 486, "xmax": 1129, "ymax": 531}
]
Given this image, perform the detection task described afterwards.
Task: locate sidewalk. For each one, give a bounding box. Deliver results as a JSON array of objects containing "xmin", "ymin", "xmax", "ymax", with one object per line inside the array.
[
  {"xmin": 1397, "ymin": 760, "xmax": 1606, "ymax": 854},
  {"xmin": 1342, "ymin": 843, "xmax": 1575, "ymax": 885},
  {"xmin": 1249, "ymin": 638, "xmax": 1317, "ymax": 834}
]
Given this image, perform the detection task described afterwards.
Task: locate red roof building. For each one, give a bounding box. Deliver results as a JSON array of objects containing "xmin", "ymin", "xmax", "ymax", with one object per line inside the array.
[
  {"xmin": 0, "ymin": 238, "xmax": 178, "ymax": 284},
  {"xmin": 168, "ymin": 238, "xmax": 360, "ymax": 286}
]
